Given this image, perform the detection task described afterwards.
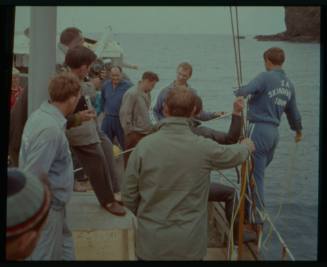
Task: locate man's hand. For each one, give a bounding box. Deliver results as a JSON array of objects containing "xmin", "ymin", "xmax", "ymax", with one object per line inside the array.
[
  {"xmin": 240, "ymin": 138, "xmax": 255, "ymax": 154},
  {"xmin": 295, "ymin": 130, "xmax": 303, "ymax": 143},
  {"xmin": 90, "ymin": 77, "xmax": 102, "ymax": 90},
  {"xmin": 130, "ymin": 64, "xmax": 139, "ymax": 70},
  {"xmin": 233, "ymin": 96, "xmax": 244, "ymax": 116},
  {"xmin": 77, "ymin": 109, "xmax": 96, "ymax": 122}
]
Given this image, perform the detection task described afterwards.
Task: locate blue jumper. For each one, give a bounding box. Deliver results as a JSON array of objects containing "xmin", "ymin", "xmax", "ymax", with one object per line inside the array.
[
  {"xmin": 235, "ymin": 68, "xmax": 302, "ymax": 222},
  {"xmin": 100, "ymin": 79, "xmax": 132, "ymax": 149}
]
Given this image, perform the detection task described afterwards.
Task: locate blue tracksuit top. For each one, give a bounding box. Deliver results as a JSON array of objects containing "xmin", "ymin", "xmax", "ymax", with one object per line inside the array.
[
  {"xmin": 100, "ymin": 79, "xmax": 133, "ymax": 116},
  {"xmin": 234, "ymin": 69, "xmax": 302, "ymax": 131}
]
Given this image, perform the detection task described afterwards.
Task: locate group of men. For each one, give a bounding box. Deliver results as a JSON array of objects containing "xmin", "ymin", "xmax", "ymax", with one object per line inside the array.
[{"xmin": 7, "ymin": 23, "xmax": 302, "ymax": 261}]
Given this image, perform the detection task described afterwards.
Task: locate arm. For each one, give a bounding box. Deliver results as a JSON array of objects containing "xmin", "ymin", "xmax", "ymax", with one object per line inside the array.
[
  {"xmin": 153, "ymin": 89, "xmax": 166, "ymax": 121},
  {"xmin": 20, "ymin": 129, "xmax": 59, "ymax": 177},
  {"xmin": 234, "ymin": 72, "xmax": 266, "ymax": 97},
  {"xmin": 284, "ymin": 92, "xmax": 303, "ymax": 142},
  {"xmin": 192, "ymin": 114, "xmax": 241, "ymax": 144},
  {"xmin": 195, "ymin": 110, "xmax": 217, "ymax": 121},
  {"xmin": 119, "ymin": 92, "xmax": 135, "ymax": 134},
  {"xmin": 208, "ymin": 139, "xmax": 253, "ymax": 170},
  {"xmin": 99, "ymin": 83, "xmax": 106, "ymax": 114},
  {"xmin": 66, "ymin": 110, "xmax": 96, "ymax": 129},
  {"xmin": 121, "ymin": 147, "xmax": 141, "ymax": 214}
]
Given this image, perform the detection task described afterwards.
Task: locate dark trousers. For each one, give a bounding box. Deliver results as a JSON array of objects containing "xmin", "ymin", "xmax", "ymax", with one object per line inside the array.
[
  {"xmin": 101, "ymin": 115, "xmax": 125, "ymax": 150},
  {"xmin": 124, "ymin": 132, "xmax": 147, "ymax": 168},
  {"xmin": 208, "ymin": 182, "xmax": 240, "ymax": 237},
  {"xmin": 72, "ymin": 140, "xmax": 118, "ymax": 206}
]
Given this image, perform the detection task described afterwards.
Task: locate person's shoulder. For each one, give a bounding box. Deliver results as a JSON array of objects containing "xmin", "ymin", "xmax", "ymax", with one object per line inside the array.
[{"xmin": 102, "ymin": 79, "xmax": 112, "ymax": 89}]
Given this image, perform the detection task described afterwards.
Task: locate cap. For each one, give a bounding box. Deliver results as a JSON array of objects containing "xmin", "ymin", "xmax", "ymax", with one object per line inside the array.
[{"xmin": 6, "ymin": 168, "xmax": 51, "ymax": 238}]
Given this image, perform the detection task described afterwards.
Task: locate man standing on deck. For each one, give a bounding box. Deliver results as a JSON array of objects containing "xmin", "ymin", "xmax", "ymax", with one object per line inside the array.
[
  {"xmin": 19, "ymin": 73, "xmax": 81, "ymax": 260},
  {"xmin": 122, "ymin": 87, "xmax": 255, "ymax": 260},
  {"xmin": 56, "ymin": 27, "xmax": 102, "ymax": 192},
  {"xmin": 234, "ymin": 47, "xmax": 303, "ymax": 225},
  {"xmin": 56, "ymin": 27, "xmax": 84, "ymax": 68},
  {"xmin": 153, "ymin": 62, "xmax": 222, "ymax": 122},
  {"xmin": 100, "ymin": 65, "xmax": 133, "ymax": 149},
  {"xmin": 119, "ymin": 71, "xmax": 159, "ymax": 167},
  {"xmin": 64, "ymin": 46, "xmax": 125, "ymax": 216}
]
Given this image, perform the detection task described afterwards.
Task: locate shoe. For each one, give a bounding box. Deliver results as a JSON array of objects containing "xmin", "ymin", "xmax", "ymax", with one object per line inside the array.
[
  {"xmin": 234, "ymin": 228, "xmax": 257, "ymax": 245},
  {"xmin": 102, "ymin": 202, "xmax": 126, "ymax": 216},
  {"xmin": 114, "ymin": 192, "xmax": 124, "ymax": 205},
  {"xmin": 73, "ymin": 181, "xmax": 87, "ymax": 192}
]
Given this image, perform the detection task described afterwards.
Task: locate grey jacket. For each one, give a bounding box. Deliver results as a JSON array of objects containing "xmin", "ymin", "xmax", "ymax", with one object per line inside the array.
[
  {"xmin": 122, "ymin": 117, "xmax": 250, "ymax": 260},
  {"xmin": 119, "ymin": 84, "xmax": 154, "ymax": 135}
]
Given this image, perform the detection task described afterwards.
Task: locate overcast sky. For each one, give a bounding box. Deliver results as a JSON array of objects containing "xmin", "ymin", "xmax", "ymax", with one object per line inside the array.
[{"xmin": 15, "ymin": 6, "xmax": 285, "ymax": 35}]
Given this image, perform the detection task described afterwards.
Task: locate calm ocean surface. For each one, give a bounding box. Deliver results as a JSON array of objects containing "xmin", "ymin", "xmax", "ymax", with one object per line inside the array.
[{"xmin": 91, "ymin": 32, "xmax": 320, "ymax": 260}]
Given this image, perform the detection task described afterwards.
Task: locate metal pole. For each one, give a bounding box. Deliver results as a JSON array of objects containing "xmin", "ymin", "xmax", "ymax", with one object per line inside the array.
[{"xmin": 28, "ymin": 6, "xmax": 57, "ymax": 115}]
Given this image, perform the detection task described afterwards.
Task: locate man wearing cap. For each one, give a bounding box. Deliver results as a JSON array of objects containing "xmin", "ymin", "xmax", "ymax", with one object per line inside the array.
[
  {"xmin": 19, "ymin": 73, "xmax": 81, "ymax": 260},
  {"xmin": 6, "ymin": 168, "xmax": 51, "ymax": 261}
]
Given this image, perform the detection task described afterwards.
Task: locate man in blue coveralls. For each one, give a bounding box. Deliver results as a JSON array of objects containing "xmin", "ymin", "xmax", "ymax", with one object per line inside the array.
[
  {"xmin": 153, "ymin": 62, "xmax": 222, "ymax": 122},
  {"xmin": 234, "ymin": 47, "xmax": 303, "ymax": 225},
  {"xmin": 100, "ymin": 66, "xmax": 132, "ymax": 149}
]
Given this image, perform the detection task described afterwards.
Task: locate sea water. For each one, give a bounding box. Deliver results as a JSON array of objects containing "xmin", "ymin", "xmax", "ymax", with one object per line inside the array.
[{"xmin": 91, "ymin": 32, "xmax": 319, "ymax": 260}]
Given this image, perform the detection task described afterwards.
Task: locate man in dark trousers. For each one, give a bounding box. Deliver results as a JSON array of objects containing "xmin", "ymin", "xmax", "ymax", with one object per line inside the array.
[{"xmin": 64, "ymin": 46, "xmax": 125, "ymax": 216}]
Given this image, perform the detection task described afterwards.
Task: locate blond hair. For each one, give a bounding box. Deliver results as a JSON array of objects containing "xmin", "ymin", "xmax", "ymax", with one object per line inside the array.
[{"xmin": 48, "ymin": 73, "xmax": 81, "ymax": 103}]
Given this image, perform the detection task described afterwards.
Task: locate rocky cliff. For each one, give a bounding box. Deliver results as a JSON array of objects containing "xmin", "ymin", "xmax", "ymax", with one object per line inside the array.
[{"xmin": 255, "ymin": 7, "xmax": 320, "ymax": 43}]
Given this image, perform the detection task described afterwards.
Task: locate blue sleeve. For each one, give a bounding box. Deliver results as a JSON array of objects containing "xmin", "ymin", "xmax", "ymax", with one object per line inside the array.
[
  {"xmin": 21, "ymin": 129, "xmax": 59, "ymax": 177},
  {"xmin": 285, "ymin": 92, "xmax": 302, "ymax": 131},
  {"xmin": 153, "ymin": 89, "xmax": 165, "ymax": 121},
  {"xmin": 190, "ymin": 88, "xmax": 216, "ymax": 121},
  {"xmin": 100, "ymin": 86, "xmax": 105, "ymax": 113},
  {"xmin": 234, "ymin": 72, "xmax": 266, "ymax": 97},
  {"xmin": 195, "ymin": 110, "xmax": 216, "ymax": 121}
]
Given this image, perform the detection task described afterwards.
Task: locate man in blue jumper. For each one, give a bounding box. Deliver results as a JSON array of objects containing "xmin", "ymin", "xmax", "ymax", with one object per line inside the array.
[
  {"xmin": 153, "ymin": 62, "xmax": 222, "ymax": 122},
  {"xmin": 100, "ymin": 65, "xmax": 133, "ymax": 149},
  {"xmin": 234, "ymin": 47, "xmax": 302, "ymax": 224}
]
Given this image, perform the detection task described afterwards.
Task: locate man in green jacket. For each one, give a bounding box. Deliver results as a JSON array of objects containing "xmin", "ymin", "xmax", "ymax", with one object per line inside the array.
[{"xmin": 122, "ymin": 86, "xmax": 255, "ymax": 260}]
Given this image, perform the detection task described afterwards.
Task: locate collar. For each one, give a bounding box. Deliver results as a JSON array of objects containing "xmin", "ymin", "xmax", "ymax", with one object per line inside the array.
[
  {"xmin": 40, "ymin": 101, "xmax": 67, "ymax": 129},
  {"xmin": 57, "ymin": 43, "xmax": 69, "ymax": 55},
  {"xmin": 157, "ymin": 116, "xmax": 191, "ymax": 129}
]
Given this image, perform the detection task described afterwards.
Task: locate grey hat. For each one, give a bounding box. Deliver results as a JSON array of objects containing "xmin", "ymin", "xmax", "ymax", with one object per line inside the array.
[{"xmin": 6, "ymin": 168, "xmax": 50, "ymax": 238}]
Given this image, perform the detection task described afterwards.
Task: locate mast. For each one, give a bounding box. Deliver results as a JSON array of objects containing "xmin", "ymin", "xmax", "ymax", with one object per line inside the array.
[{"xmin": 28, "ymin": 7, "xmax": 57, "ymax": 115}]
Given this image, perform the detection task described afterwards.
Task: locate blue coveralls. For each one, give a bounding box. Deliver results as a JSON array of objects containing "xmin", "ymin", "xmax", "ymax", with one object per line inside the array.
[
  {"xmin": 235, "ymin": 68, "xmax": 302, "ymax": 223},
  {"xmin": 100, "ymin": 79, "xmax": 132, "ymax": 149},
  {"xmin": 153, "ymin": 82, "xmax": 217, "ymax": 122}
]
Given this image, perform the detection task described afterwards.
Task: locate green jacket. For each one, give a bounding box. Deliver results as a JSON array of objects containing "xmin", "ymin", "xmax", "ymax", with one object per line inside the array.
[{"xmin": 122, "ymin": 117, "xmax": 250, "ymax": 260}]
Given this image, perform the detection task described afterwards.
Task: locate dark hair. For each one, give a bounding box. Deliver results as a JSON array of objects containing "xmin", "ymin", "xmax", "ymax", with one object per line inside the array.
[
  {"xmin": 65, "ymin": 46, "xmax": 97, "ymax": 69},
  {"xmin": 142, "ymin": 71, "xmax": 159, "ymax": 82},
  {"xmin": 109, "ymin": 65, "xmax": 122, "ymax": 73},
  {"xmin": 60, "ymin": 27, "xmax": 82, "ymax": 46},
  {"xmin": 263, "ymin": 47, "xmax": 285, "ymax": 65},
  {"xmin": 48, "ymin": 73, "xmax": 81, "ymax": 102},
  {"xmin": 165, "ymin": 86, "xmax": 196, "ymax": 117}
]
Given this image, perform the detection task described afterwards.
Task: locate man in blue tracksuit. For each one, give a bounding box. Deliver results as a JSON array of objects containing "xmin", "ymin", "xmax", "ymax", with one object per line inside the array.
[
  {"xmin": 100, "ymin": 66, "xmax": 133, "ymax": 149},
  {"xmin": 234, "ymin": 47, "xmax": 302, "ymax": 224}
]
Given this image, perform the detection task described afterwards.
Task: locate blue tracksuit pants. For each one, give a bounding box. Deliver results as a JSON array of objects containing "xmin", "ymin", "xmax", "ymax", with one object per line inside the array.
[
  {"xmin": 101, "ymin": 115, "xmax": 125, "ymax": 150},
  {"xmin": 246, "ymin": 122, "xmax": 279, "ymax": 223}
]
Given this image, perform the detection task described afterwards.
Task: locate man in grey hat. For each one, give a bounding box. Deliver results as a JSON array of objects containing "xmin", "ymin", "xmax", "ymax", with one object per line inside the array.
[
  {"xmin": 19, "ymin": 73, "xmax": 81, "ymax": 260},
  {"xmin": 6, "ymin": 168, "xmax": 51, "ymax": 260}
]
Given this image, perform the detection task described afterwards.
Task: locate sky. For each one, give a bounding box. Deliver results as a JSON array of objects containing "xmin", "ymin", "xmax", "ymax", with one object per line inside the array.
[{"xmin": 15, "ymin": 6, "xmax": 285, "ymax": 36}]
